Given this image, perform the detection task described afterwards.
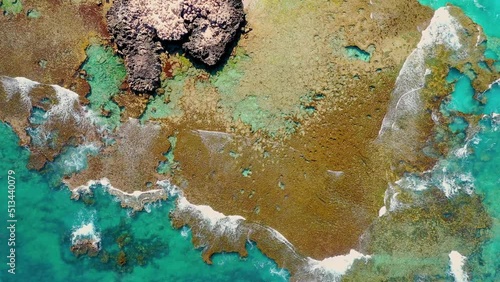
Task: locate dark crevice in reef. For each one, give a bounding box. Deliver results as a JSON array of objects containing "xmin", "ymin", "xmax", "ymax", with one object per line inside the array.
[{"xmin": 106, "ymin": 0, "xmax": 246, "ymax": 93}]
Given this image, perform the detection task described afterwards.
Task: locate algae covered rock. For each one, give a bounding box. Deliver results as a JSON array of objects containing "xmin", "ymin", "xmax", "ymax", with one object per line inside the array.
[{"xmin": 106, "ymin": 0, "xmax": 245, "ymax": 92}]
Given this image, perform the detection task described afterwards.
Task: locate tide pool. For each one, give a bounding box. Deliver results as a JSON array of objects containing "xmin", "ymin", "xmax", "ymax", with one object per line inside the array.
[{"xmin": 0, "ymin": 122, "xmax": 289, "ymax": 281}]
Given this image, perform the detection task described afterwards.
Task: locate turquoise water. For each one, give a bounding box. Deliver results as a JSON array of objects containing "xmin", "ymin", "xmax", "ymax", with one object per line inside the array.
[
  {"xmin": 417, "ymin": 2, "xmax": 500, "ymax": 280},
  {"xmin": 0, "ymin": 123, "xmax": 289, "ymax": 281},
  {"xmin": 344, "ymin": 46, "xmax": 372, "ymax": 62}
]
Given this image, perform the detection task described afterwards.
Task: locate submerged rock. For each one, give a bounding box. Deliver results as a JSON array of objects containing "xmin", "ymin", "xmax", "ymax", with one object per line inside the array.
[
  {"xmin": 106, "ymin": 0, "xmax": 245, "ymax": 92},
  {"xmin": 71, "ymin": 239, "xmax": 100, "ymax": 257}
]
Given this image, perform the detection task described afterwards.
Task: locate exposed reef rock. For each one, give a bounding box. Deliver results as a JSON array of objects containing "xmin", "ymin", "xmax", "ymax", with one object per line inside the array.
[
  {"xmin": 106, "ymin": 0, "xmax": 245, "ymax": 92},
  {"xmin": 70, "ymin": 179, "xmax": 168, "ymax": 211},
  {"xmin": 64, "ymin": 119, "xmax": 173, "ymax": 195},
  {"xmin": 106, "ymin": 1, "xmax": 163, "ymax": 93},
  {"xmin": 182, "ymin": 0, "xmax": 245, "ymax": 65},
  {"xmin": 70, "ymin": 222, "xmax": 101, "ymax": 257}
]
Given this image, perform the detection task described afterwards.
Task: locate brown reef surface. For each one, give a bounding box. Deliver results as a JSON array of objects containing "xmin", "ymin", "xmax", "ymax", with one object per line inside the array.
[
  {"xmin": 0, "ymin": 0, "xmax": 109, "ymax": 88},
  {"xmin": 168, "ymin": 0, "xmax": 434, "ymax": 262},
  {"xmin": 0, "ymin": 0, "xmax": 464, "ymax": 277}
]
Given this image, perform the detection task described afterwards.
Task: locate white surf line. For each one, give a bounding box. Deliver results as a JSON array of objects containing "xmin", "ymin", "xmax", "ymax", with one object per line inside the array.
[
  {"xmin": 70, "ymin": 177, "xmax": 167, "ymax": 207},
  {"xmin": 449, "ymin": 251, "xmax": 468, "ymax": 282},
  {"xmin": 177, "ymin": 196, "xmax": 245, "ymax": 227},
  {"xmin": 107, "ymin": 186, "xmax": 165, "ymax": 198},
  {"xmin": 307, "ymin": 249, "xmax": 371, "ymax": 281},
  {"xmin": 159, "ymin": 179, "xmax": 371, "ymax": 280},
  {"xmin": 159, "ymin": 179, "xmax": 246, "ymax": 234},
  {"xmin": 69, "ymin": 178, "xmax": 112, "ymax": 196}
]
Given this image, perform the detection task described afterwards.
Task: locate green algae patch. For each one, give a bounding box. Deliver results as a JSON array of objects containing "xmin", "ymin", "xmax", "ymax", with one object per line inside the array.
[
  {"xmin": 81, "ymin": 44, "xmax": 127, "ymax": 129},
  {"xmin": 0, "ymin": 0, "xmax": 22, "ymax": 15},
  {"xmin": 233, "ymin": 96, "xmax": 275, "ymax": 132},
  {"xmin": 211, "ymin": 47, "xmax": 249, "ymax": 97},
  {"xmin": 141, "ymin": 76, "xmax": 185, "ymax": 122}
]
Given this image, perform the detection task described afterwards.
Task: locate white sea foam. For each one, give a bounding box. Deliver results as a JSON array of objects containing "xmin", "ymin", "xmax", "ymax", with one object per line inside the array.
[
  {"xmin": 177, "ymin": 197, "xmax": 245, "ymax": 229},
  {"xmin": 393, "ymin": 162, "xmax": 475, "ymax": 198},
  {"xmin": 156, "ymin": 179, "xmax": 180, "ymax": 196},
  {"xmin": 454, "ymin": 143, "xmax": 469, "ymax": 158},
  {"xmin": 72, "ymin": 222, "xmax": 100, "ymax": 244},
  {"xmin": 484, "ymin": 78, "xmax": 500, "ymax": 92},
  {"xmin": 307, "ymin": 249, "xmax": 371, "ymax": 281},
  {"xmin": 180, "ymin": 226, "xmax": 191, "ymax": 238},
  {"xmin": 396, "ymin": 175, "xmax": 428, "ymax": 192},
  {"xmin": 71, "ymin": 215, "xmax": 101, "ymax": 251},
  {"xmin": 0, "ymin": 76, "xmax": 38, "ymax": 110},
  {"xmin": 418, "ymin": 8, "xmax": 463, "ymax": 51},
  {"xmin": 108, "ymin": 186, "xmax": 165, "ymax": 198},
  {"xmin": 473, "ymin": 0, "xmax": 485, "ymax": 10},
  {"xmin": 62, "ymin": 143, "xmax": 100, "ymax": 172},
  {"xmin": 440, "ymin": 169, "xmax": 475, "ymax": 197},
  {"xmin": 71, "ymin": 177, "xmax": 112, "ymax": 195},
  {"xmin": 270, "ymin": 267, "xmax": 289, "ymax": 281},
  {"xmin": 385, "ymin": 183, "xmax": 404, "ymax": 212},
  {"xmin": 72, "ymin": 177, "xmax": 165, "ymax": 198},
  {"xmin": 48, "ymin": 85, "xmax": 82, "ymax": 123},
  {"xmin": 379, "ymin": 7, "xmax": 467, "ymax": 137},
  {"xmin": 389, "ymin": 191, "xmax": 402, "ymax": 211},
  {"xmin": 449, "ymin": 251, "xmax": 468, "ymax": 282}
]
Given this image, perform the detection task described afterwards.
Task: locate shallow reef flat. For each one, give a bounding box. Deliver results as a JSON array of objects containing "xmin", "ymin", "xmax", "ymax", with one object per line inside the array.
[{"xmin": 0, "ymin": 0, "xmax": 499, "ymax": 281}]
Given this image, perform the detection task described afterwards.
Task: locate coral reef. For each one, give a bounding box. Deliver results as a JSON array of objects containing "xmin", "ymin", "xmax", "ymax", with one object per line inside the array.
[
  {"xmin": 106, "ymin": 0, "xmax": 245, "ymax": 92},
  {"xmin": 64, "ymin": 119, "xmax": 174, "ymax": 195}
]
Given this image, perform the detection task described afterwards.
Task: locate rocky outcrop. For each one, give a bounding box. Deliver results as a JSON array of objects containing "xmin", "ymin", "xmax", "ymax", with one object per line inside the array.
[
  {"xmin": 106, "ymin": 1, "xmax": 163, "ymax": 93},
  {"xmin": 106, "ymin": 0, "xmax": 245, "ymax": 92},
  {"xmin": 182, "ymin": 0, "xmax": 245, "ymax": 65}
]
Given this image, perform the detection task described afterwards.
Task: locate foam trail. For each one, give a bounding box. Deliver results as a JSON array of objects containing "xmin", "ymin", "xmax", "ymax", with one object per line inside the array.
[
  {"xmin": 70, "ymin": 177, "xmax": 112, "ymax": 195},
  {"xmin": 378, "ymin": 7, "xmax": 466, "ymax": 137}
]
